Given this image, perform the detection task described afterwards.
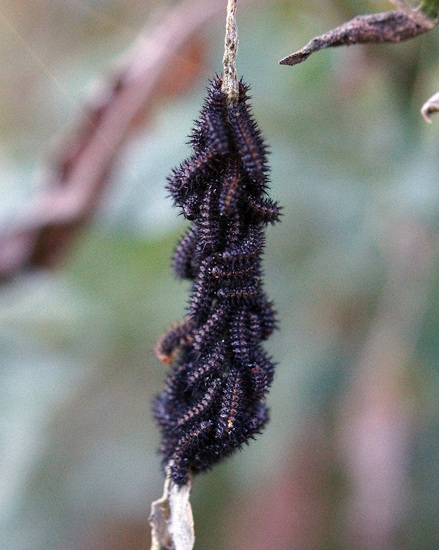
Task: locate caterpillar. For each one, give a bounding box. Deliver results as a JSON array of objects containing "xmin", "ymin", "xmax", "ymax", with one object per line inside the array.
[{"xmin": 154, "ymin": 76, "xmax": 281, "ymax": 485}]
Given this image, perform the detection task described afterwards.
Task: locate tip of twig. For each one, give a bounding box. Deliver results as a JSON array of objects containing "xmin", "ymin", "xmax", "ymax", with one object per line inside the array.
[{"xmin": 279, "ymin": 52, "xmax": 311, "ymax": 66}]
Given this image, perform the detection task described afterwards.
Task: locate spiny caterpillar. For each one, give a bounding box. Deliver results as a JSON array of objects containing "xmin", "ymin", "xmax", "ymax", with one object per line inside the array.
[{"xmin": 154, "ymin": 76, "xmax": 281, "ymax": 486}]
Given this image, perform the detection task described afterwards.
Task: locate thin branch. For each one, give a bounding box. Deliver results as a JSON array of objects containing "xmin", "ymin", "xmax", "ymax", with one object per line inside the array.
[
  {"xmin": 150, "ymin": 467, "xmax": 195, "ymax": 550},
  {"xmin": 222, "ymin": 0, "xmax": 239, "ymax": 105}
]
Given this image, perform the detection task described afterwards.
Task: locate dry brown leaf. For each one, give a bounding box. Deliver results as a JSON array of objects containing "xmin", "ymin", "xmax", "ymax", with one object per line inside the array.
[{"xmin": 279, "ymin": 11, "xmax": 431, "ymax": 67}]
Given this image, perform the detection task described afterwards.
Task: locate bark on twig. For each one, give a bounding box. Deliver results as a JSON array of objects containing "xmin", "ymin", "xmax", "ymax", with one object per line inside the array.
[
  {"xmin": 222, "ymin": 0, "xmax": 239, "ymax": 105},
  {"xmin": 150, "ymin": 468, "xmax": 195, "ymax": 550},
  {"xmin": 0, "ymin": 0, "xmax": 237, "ymax": 280}
]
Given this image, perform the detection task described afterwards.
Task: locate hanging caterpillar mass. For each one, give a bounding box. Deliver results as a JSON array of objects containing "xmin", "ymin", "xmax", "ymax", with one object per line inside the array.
[{"xmin": 154, "ymin": 76, "xmax": 281, "ymax": 486}]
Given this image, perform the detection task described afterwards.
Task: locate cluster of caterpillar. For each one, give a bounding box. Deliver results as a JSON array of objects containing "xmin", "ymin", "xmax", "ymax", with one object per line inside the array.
[{"xmin": 154, "ymin": 77, "xmax": 281, "ymax": 486}]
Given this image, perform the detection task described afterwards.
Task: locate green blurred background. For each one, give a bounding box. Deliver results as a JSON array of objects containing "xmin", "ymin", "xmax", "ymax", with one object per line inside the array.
[{"xmin": 2, "ymin": 0, "xmax": 439, "ymax": 548}]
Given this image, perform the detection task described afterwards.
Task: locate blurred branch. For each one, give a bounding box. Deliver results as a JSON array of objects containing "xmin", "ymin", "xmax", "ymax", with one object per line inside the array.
[
  {"xmin": 0, "ymin": 0, "xmax": 241, "ymax": 280},
  {"xmin": 338, "ymin": 220, "xmax": 439, "ymax": 548}
]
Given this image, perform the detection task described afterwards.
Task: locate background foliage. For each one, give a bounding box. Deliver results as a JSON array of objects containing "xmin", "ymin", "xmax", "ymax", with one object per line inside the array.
[{"xmin": 1, "ymin": 0, "xmax": 439, "ymax": 548}]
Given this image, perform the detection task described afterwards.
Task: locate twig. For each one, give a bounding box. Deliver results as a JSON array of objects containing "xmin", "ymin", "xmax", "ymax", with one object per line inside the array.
[
  {"xmin": 150, "ymin": 467, "xmax": 195, "ymax": 550},
  {"xmin": 222, "ymin": 0, "xmax": 239, "ymax": 105}
]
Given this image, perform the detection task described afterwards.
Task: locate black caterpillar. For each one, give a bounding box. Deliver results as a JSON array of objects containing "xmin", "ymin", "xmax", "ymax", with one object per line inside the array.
[{"xmin": 154, "ymin": 76, "xmax": 281, "ymax": 486}]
